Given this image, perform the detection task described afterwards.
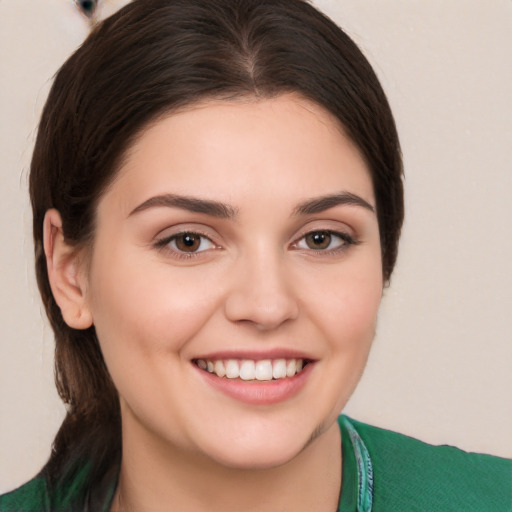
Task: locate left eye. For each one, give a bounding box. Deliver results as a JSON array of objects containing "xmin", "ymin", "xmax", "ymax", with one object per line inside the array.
[
  {"xmin": 295, "ymin": 230, "xmax": 352, "ymax": 251},
  {"xmin": 163, "ymin": 232, "xmax": 215, "ymax": 253}
]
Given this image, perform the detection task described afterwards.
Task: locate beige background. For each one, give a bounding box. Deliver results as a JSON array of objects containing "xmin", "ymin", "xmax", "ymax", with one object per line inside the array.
[{"xmin": 1, "ymin": 0, "xmax": 511, "ymax": 493}]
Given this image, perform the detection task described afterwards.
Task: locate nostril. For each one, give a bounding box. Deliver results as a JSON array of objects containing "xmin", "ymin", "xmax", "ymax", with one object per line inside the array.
[{"xmin": 75, "ymin": 0, "xmax": 98, "ymax": 18}]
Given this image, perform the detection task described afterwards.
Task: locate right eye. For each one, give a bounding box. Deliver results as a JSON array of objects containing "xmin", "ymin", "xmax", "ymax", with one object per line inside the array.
[{"xmin": 155, "ymin": 232, "xmax": 216, "ymax": 256}]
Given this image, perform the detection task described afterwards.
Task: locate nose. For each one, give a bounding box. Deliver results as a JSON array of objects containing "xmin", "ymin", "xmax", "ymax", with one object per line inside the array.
[{"xmin": 224, "ymin": 252, "xmax": 299, "ymax": 331}]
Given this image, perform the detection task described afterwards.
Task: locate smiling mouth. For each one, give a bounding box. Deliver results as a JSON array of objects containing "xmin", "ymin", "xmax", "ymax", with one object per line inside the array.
[{"xmin": 194, "ymin": 358, "xmax": 310, "ymax": 381}]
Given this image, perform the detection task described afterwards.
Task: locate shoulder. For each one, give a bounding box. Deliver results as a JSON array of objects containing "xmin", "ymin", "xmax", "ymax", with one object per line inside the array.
[
  {"xmin": 0, "ymin": 475, "xmax": 51, "ymax": 512},
  {"xmin": 341, "ymin": 416, "xmax": 512, "ymax": 512},
  {"xmin": 0, "ymin": 463, "xmax": 97, "ymax": 512}
]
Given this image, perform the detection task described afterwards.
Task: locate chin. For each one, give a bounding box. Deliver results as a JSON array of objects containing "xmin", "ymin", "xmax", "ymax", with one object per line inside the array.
[
  {"xmin": 209, "ymin": 443, "xmax": 304, "ymax": 471},
  {"xmin": 200, "ymin": 421, "xmax": 326, "ymax": 471}
]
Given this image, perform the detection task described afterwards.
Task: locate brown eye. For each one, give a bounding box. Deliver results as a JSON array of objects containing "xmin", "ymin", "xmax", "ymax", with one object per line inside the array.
[
  {"xmin": 294, "ymin": 230, "xmax": 355, "ymax": 252},
  {"xmin": 304, "ymin": 231, "xmax": 332, "ymax": 250},
  {"xmin": 174, "ymin": 233, "xmax": 202, "ymax": 252},
  {"xmin": 155, "ymin": 231, "xmax": 216, "ymax": 256}
]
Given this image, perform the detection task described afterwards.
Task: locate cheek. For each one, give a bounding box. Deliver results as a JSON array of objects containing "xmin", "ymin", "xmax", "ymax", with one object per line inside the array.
[
  {"xmin": 86, "ymin": 248, "xmax": 222, "ymax": 375},
  {"xmin": 303, "ymin": 258, "xmax": 383, "ymax": 348},
  {"xmin": 327, "ymin": 272, "xmax": 382, "ymax": 391},
  {"xmin": 86, "ymin": 256, "xmax": 225, "ymax": 435}
]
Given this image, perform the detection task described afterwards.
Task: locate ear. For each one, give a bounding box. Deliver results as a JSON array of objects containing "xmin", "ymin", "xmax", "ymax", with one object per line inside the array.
[{"xmin": 43, "ymin": 209, "xmax": 93, "ymax": 330}]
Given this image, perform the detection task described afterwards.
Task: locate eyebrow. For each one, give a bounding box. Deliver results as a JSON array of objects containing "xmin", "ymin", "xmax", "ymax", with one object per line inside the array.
[
  {"xmin": 293, "ymin": 192, "xmax": 375, "ymax": 216},
  {"xmin": 129, "ymin": 194, "xmax": 238, "ymax": 219},
  {"xmin": 129, "ymin": 191, "xmax": 374, "ymax": 219}
]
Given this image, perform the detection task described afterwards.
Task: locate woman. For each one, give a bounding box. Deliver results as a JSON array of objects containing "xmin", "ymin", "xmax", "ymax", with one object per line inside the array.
[{"xmin": 1, "ymin": 0, "xmax": 510, "ymax": 510}]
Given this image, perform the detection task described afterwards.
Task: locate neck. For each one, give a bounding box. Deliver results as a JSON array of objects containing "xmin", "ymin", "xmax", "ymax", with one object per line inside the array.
[{"xmin": 111, "ymin": 418, "xmax": 342, "ymax": 512}]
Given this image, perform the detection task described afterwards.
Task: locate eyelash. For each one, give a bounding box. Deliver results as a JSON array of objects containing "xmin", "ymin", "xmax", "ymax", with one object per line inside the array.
[
  {"xmin": 292, "ymin": 230, "xmax": 359, "ymax": 255},
  {"xmin": 154, "ymin": 231, "xmax": 217, "ymax": 260},
  {"xmin": 154, "ymin": 229, "xmax": 359, "ymax": 260}
]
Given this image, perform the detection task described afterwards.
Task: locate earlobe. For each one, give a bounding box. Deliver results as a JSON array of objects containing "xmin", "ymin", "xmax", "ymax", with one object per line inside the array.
[{"xmin": 43, "ymin": 209, "xmax": 93, "ymax": 330}]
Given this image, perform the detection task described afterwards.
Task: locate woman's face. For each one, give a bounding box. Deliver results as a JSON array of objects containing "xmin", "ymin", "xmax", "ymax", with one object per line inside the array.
[{"xmin": 82, "ymin": 94, "xmax": 382, "ymax": 469}]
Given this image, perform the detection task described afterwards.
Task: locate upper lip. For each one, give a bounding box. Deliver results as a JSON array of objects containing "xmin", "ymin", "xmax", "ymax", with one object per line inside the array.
[{"xmin": 192, "ymin": 348, "xmax": 317, "ymax": 362}]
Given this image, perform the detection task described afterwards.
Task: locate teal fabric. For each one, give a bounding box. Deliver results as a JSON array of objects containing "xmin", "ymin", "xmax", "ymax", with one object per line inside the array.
[
  {"xmin": 337, "ymin": 417, "xmax": 512, "ymax": 511},
  {"xmin": 1, "ymin": 416, "xmax": 511, "ymax": 511}
]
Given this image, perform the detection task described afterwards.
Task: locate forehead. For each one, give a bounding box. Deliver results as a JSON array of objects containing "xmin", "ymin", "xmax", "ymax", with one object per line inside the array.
[{"xmin": 100, "ymin": 94, "xmax": 374, "ymax": 215}]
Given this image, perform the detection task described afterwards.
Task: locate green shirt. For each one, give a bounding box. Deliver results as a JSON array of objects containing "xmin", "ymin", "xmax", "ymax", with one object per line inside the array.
[{"xmin": 1, "ymin": 415, "xmax": 511, "ymax": 511}]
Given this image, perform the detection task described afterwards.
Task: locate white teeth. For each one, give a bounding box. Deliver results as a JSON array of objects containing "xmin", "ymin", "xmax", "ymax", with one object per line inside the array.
[
  {"xmin": 255, "ymin": 360, "xmax": 273, "ymax": 381},
  {"xmin": 197, "ymin": 358, "xmax": 306, "ymax": 381},
  {"xmin": 225, "ymin": 359, "xmax": 240, "ymax": 379},
  {"xmin": 239, "ymin": 360, "xmax": 255, "ymax": 380},
  {"xmin": 286, "ymin": 359, "xmax": 296, "ymax": 377},
  {"xmin": 214, "ymin": 360, "xmax": 226, "ymax": 378},
  {"xmin": 272, "ymin": 359, "xmax": 287, "ymax": 379}
]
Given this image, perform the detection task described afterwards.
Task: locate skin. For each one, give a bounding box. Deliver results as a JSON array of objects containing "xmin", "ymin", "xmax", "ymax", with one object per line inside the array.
[{"xmin": 45, "ymin": 94, "xmax": 383, "ymax": 511}]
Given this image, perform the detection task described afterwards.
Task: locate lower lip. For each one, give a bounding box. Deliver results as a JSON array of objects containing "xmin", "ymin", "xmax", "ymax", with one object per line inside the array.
[{"xmin": 195, "ymin": 363, "xmax": 314, "ymax": 405}]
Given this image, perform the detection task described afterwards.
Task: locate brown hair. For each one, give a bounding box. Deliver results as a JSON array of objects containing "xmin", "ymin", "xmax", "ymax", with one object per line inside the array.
[{"xmin": 30, "ymin": 0, "xmax": 403, "ymax": 487}]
